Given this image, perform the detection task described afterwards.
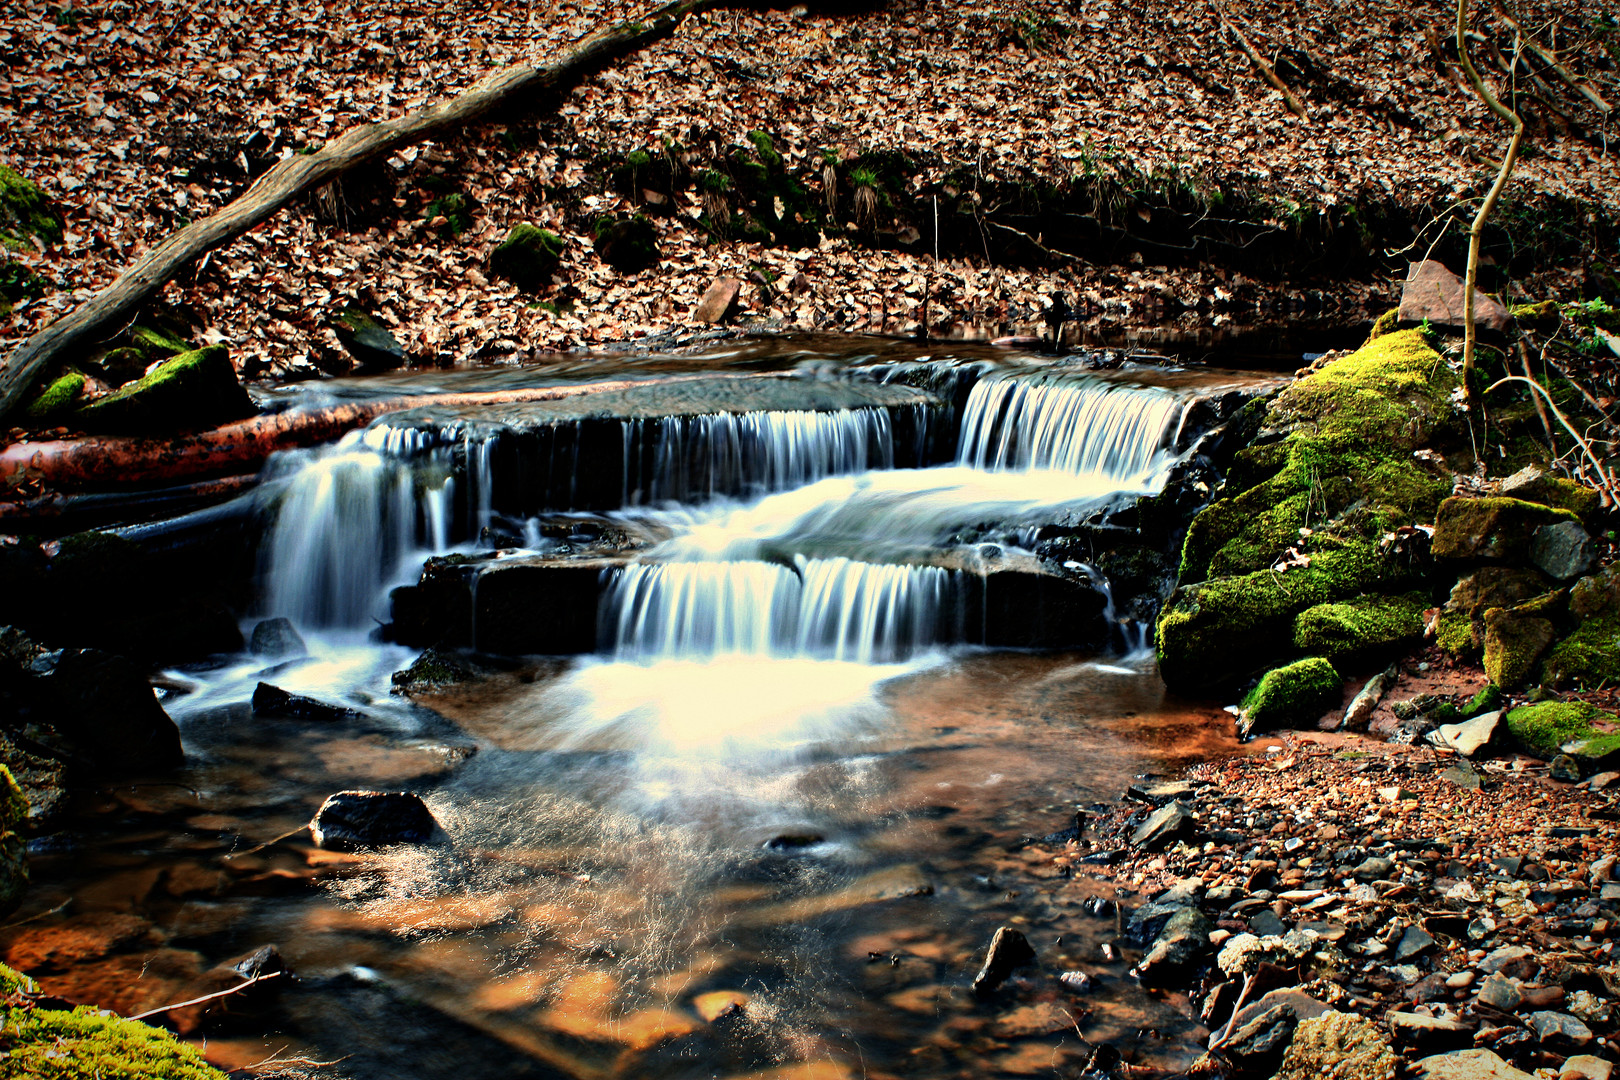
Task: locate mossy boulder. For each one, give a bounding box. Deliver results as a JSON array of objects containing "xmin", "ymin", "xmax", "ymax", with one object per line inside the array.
[
  {"xmin": 0, "ymin": 963, "xmax": 228, "ymax": 1079},
  {"xmin": 0, "ymin": 165, "xmax": 64, "ymax": 250},
  {"xmin": 128, "ymin": 323, "xmax": 191, "ymax": 360},
  {"xmin": 1541, "ymin": 566, "xmax": 1620, "ymax": 689},
  {"xmin": 1482, "ymin": 606, "xmax": 1557, "ymax": 689},
  {"xmin": 489, "ymin": 223, "xmax": 564, "ymax": 292},
  {"xmin": 1435, "ymin": 610, "xmax": 1479, "ymax": 659},
  {"xmin": 1292, "ymin": 592, "xmax": 1429, "ymax": 668},
  {"xmin": 1499, "ymin": 465, "xmax": 1602, "ymax": 523},
  {"xmin": 1431, "ymin": 496, "xmax": 1578, "ymax": 563},
  {"xmin": 330, "ymin": 308, "xmax": 407, "ymax": 371},
  {"xmin": 594, "ymin": 214, "xmax": 659, "ymax": 274},
  {"xmin": 23, "ymin": 371, "xmax": 86, "ymax": 421},
  {"xmin": 1238, "ymin": 657, "xmax": 1342, "ymax": 737},
  {"xmin": 1504, "ymin": 701, "xmax": 1620, "ymax": 763},
  {"xmin": 74, "ymin": 345, "xmax": 254, "ymax": 434},
  {"xmin": 1446, "ymin": 566, "xmax": 1551, "ymax": 617}
]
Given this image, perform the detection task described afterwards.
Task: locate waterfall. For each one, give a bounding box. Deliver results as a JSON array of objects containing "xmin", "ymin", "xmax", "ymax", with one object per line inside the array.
[
  {"xmin": 259, "ymin": 427, "xmax": 455, "ymax": 628},
  {"xmin": 956, "ymin": 372, "xmax": 1190, "ymax": 485},
  {"xmin": 604, "ymin": 557, "xmax": 957, "ymax": 663},
  {"xmin": 633, "ymin": 407, "xmax": 896, "ymax": 503}
]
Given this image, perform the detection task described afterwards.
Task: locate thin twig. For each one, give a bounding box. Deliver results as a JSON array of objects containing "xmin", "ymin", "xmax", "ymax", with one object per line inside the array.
[
  {"xmin": 0, "ymin": 897, "xmax": 71, "ymax": 931},
  {"xmin": 1212, "ymin": 5, "xmax": 1309, "ymax": 121},
  {"xmin": 1489, "ymin": 375, "xmax": 1618, "ymax": 503},
  {"xmin": 1495, "ymin": 7, "xmax": 1612, "ymax": 113},
  {"xmin": 127, "ymin": 971, "xmax": 286, "ymax": 1021}
]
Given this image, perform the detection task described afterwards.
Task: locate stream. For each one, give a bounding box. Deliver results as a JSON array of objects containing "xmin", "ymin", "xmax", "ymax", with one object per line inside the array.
[{"xmin": 12, "ymin": 337, "xmax": 1281, "ymax": 1079}]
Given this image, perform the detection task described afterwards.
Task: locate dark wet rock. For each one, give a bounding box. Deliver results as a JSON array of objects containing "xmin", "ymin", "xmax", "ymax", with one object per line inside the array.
[
  {"xmin": 1274, "ymin": 1010, "xmax": 1400, "ymax": 1080},
  {"xmin": 971, "ymin": 925, "xmax": 1036, "ymax": 997},
  {"xmin": 1432, "ymin": 497, "xmax": 1579, "ymax": 564},
  {"xmin": 594, "ymin": 214, "xmax": 659, "ymax": 273},
  {"xmin": 1399, "ymin": 260, "xmax": 1509, "ymax": 334},
  {"xmin": 1388, "ymin": 1011, "xmax": 1476, "ymax": 1051},
  {"xmin": 1531, "ymin": 521, "xmax": 1594, "ymax": 581},
  {"xmin": 1353, "ymin": 856, "xmax": 1396, "ymax": 881},
  {"xmin": 1135, "ymin": 907, "xmax": 1214, "ymax": 985},
  {"xmin": 1528, "ymin": 1010, "xmax": 1593, "ymax": 1049},
  {"xmin": 331, "ymin": 307, "xmax": 408, "ymax": 372},
  {"xmin": 1221, "ymin": 1000, "xmax": 1315, "ymax": 1077},
  {"xmin": 251, "ymin": 682, "xmax": 363, "ymax": 723},
  {"xmin": 74, "ymin": 345, "xmax": 255, "ymax": 434},
  {"xmin": 1415, "ymin": 1049, "xmax": 1536, "ymax": 1079},
  {"xmin": 488, "ymin": 223, "xmax": 563, "ymax": 292},
  {"xmin": 764, "ymin": 833, "xmax": 824, "ymax": 853},
  {"xmin": 168, "ymin": 944, "xmax": 294, "ymax": 1035},
  {"xmin": 47, "ymin": 649, "xmax": 183, "ymax": 773},
  {"xmin": 390, "ymin": 648, "xmax": 478, "ymax": 694},
  {"xmin": 1131, "ymin": 800, "xmax": 1194, "ymax": 851},
  {"xmin": 1249, "ymin": 909, "xmax": 1288, "ymax": 937},
  {"xmin": 1126, "ymin": 877, "xmax": 1201, "ymax": 941},
  {"xmin": 1395, "ymin": 924, "xmax": 1436, "ymax": 960},
  {"xmin": 310, "ymin": 790, "xmax": 441, "ymax": 851},
  {"xmin": 249, "ymin": 617, "xmax": 307, "ymax": 660}
]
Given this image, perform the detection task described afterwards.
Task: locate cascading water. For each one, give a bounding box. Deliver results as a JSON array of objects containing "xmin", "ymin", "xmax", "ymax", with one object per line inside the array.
[{"xmin": 604, "ymin": 557, "xmax": 957, "ymax": 663}]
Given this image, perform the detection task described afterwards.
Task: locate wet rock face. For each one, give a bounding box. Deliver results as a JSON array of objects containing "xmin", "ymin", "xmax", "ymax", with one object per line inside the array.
[
  {"xmin": 251, "ymin": 682, "xmax": 363, "ymax": 723},
  {"xmin": 971, "ymin": 925, "xmax": 1035, "ymax": 997},
  {"xmin": 249, "ymin": 617, "xmax": 307, "ymax": 660},
  {"xmin": 47, "ymin": 649, "xmax": 184, "ymax": 773},
  {"xmin": 311, "ymin": 790, "xmax": 441, "ymax": 851}
]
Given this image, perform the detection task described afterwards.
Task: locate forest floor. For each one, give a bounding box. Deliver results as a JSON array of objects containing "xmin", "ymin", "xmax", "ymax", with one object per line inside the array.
[{"xmin": 3, "ymin": 0, "xmax": 1619, "ymax": 380}]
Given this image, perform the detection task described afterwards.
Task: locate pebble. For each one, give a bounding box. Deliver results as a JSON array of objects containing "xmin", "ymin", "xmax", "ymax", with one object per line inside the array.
[{"xmin": 1444, "ymin": 971, "xmax": 1475, "ymax": 989}]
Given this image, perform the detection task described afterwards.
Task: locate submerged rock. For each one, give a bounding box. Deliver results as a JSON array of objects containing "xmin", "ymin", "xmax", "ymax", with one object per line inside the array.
[
  {"xmin": 971, "ymin": 925, "xmax": 1036, "ymax": 997},
  {"xmin": 310, "ymin": 790, "xmax": 441, "ymax": 850}
]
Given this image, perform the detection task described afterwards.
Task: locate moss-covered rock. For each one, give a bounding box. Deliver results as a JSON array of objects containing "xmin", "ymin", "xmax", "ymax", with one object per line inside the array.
[
  {"xmin": 330, "ymin": 308, "xmax": 407, "ymax": 371},
  {"xmin": 1446, "ymin": 566, "xmax": 1551, "ymax": 617},
  {"xmin": 1504, "ymin": 701, "xmax": 1620, "ymax": 762},
  {"xmin": 1540, "ymin": 566, "xmax": 1620, "ymax": 689},
  {"xmin": 1238, "ymin": 657, "xmax": 1342, "ymax": 737},
  {"xmin": 1463, "ymin": 683, "xmax": 1502, "ymax": 717},
  {"xmin": 0, "ymin": 962, "xmax": 228, "ymax": 1079},
  {"xmin": 1292, "ymin": 592, "xmax": 1429, "ymax": 668},
  {"xmin": 594, "ymin": 214, "xmax": 659, "ymax": 273},
  {"xmin": 1431, "ymin": 496, "xmax": 1578, "ymax": 563},
  {"xmin": 0, "ymin": 765, "xmax": 26, "ymax": 832},
  {"xmin": 23, "ymin": 371, "xmax": 86, "ymax": 421},
  {"xmin": 1483, "ymin": 605, "xmax": 1557, "ymax": 690},
  {"xmin": 0, "ymin": 165, "xmax": 64, "ymax": 250},
  {"xmin": 1435, "ymin": 610, "xmax": 1479, "ymax": 659},
  {"xmin": 128, "ymin": 324, "xmax": 191, "ymax": 360},
  {"xmin": 74, "ymin": 345, "xmax": 254, "ymax": 434},
  {"xmin": 1500, "ymin": 466, "xmax": 1603, "ymax": 523},
  {"xmin": 489, "ymin": 222, "xmax": 564, "ymax": 292},
  {"xmin": 1366, "ymin": 307, "xmax": 1400, "ymax": 341}
]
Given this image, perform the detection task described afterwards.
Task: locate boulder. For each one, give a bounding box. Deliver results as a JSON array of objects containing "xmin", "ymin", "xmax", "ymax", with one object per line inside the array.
[
  {"xmin": 1530, "ymin": 521, "xmax": 1595, "ymax": 581},
  {"xmin": 47, "ymin": 649, "xmax": 184, "ymax": 773},
  {"xmin": 1292, "ymin": 593, "xmax": 1427, "ymax": 667},
  {"xmin": 488, "ymin": 223, "xmax": 563, "ymax": 292},
  {"xmin": 251, "ymin": 683, "xmax": 362, "ymax": 723},
  {"xmin": 330, "ymin": 308, "xmax": 407, "ymax": 372},
  {"xmin": 23, "ymin": 372, "xmax": 86, "ymax": 421},
  {"xmin": 1131, "ymin": 800, "xmax": 1194, "ymax": 851},
  {"xmin": 1274, "ymin": 1010, "xmax": 1399, "ymax": 1080},
  {"xmin": 1433, "ymin": 496, "xmax": 1579, "ymax": 563},
  {"xmin": 971, "ymin": 926, "xmax": 1036, "ymax": 997},
  {"xmin": 1238, "ymin": 657, "xmax": 1341, "ymax": 737},
  {"xmin": 1448, "ymin": 568, "xmax": 1551, "ymax": 618},
  {"xmin": 1135, "ymin": 907, "xmax": 1214, "ymax": 985},
  {"xmin": 693, "ymin": 276, "xmax": 742, "ymax": 323},
  {"xmin": 1431, "ymin": 710, "xmax": 1502, "ymax": 757},
  {"xmin": 594, "ymin": 215, "xmax": 659, "ymax": 273},
  {"xmin": 1398, "ymin": 260, "xmax": 1510, "ymax": 333},
  {"xmin": 248, "ymin": 618, "xmax": 306, "ymax": 660},
  {"xmin": 0, "ymin": 164, "xmax": 64, "ymax": 249},
  {"xmin": 74, "ymin": 345, "xmax": 254, "ymax": 434},
  {"xmin": 310, "ymin": 790, "xmax": 441, "ymax": 850},
  {"xmin": 1504, "ymin": 702, "xmax": 1620, "ymax": 764},
  {"xmin": 1499, "ymin": 464, "xmax": 1601, "ymax": 522},
  {"xmin": 1482, "ymin": 605, "xmax": 1557, "ymax": 689},
  {"xmin": 1543, "ymin": 565, "xmax": 1620, "ymax": 689}
]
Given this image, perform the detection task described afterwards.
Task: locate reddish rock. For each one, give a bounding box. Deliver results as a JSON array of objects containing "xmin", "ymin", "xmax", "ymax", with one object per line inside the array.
[
  {"xmin": 693, "ymin": 277, "xmax": 741, "ymax": 324},
  {"xmin": 1398, "ymin": 260, "xmax": 1510, "ymax": 333}
]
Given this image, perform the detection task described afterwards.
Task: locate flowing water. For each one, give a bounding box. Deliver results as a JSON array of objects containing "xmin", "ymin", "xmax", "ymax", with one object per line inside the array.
[{"xmin": 7, "ymin": 339, "xmax": 1280, "ymax": 1079}]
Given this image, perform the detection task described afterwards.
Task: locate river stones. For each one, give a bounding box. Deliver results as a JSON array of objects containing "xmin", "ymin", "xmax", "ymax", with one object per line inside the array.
[
  {"xmin": 310, "ymin": 791, "xmax": 441, "ymax": 850},
  {"xmin": 971, "ymin": 925, "xmax": 1036, "ymax": 997}
]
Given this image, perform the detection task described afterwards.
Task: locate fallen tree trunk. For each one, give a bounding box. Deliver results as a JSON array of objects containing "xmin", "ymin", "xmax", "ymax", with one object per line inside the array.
[
  {"xmin": 0, "ymin": 0, "xmax": 722, "ymax": 419},
  {"xmin": 0, "ymin": 373, "xmax": 789, "ymax": 492}
]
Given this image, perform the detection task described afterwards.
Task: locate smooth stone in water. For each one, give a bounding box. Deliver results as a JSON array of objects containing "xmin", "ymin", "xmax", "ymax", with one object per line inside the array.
[
  {"xmin": 1131, "ymin": 800, "xmax": 1193, "ymax": 851},
  {"xmin": 311, "ymin": 790, "xmax": 441, "ymax": 851},
  {"xmin": 972, "ymin": 926, "xmax": 1036, "ymax": 997}
]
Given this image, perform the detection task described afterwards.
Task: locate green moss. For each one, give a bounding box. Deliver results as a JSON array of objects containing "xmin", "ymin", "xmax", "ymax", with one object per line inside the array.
[
  {"xmin": 1436, "ymin": 611, "xmax": 1479, "ymax": 657},
  {"xmin": 1482, "ymin": 603, "xmax": 1558, "ymax": 690},
  {"xmin": 0, "ymin": 962, "xmax": 228, "ymax": 1078},
  {"xmin": 1158, "ymin": 541, "xmax": 1416, "ymax": 688},
  {"xmin": 1367, "ymin": 307, "xmax": 1400, "ymax": 340},
  {"xmin": 1238, "ymin": 657, "xmax": 1342, "ymax": 737},
  {"xmin": 489, "ymin": 223, "xmax": 563, "ymax": 292},
  {"xmin": 1463, "ymin": 683, "xmax": 1502, "ymax": 717},
  {"xmin": 1505, "ymin": 701, "xmax": 1620, "ymax": 761},
  {"xmin": 1511, "ymin": 299, "xmax": 1560, "ymax": 326},
  {"xmin": 75, "ymin": 345, "xmax": 253, "ymax": 434},
  {"xmin": 1178, "ymin": 330, "xmax": 1453, "ymax": 584},
  {"xmin": 0, "ymin": 257, "xmax": 48, "ymax": 313},
  {"xmin": 0, "ymin": 165, "xmax": 64, "ymax": 250},
  {"xmin": 0, "ymin": 765, "xmax": 25, "ymax": 832},
  {"xmin": 747, "ymin": 130, "xmax": 782, "ymax": 167},
  {"xmin": 1291, "ymin": 592, "xmax": 1429, "ymax": 667},
  {"xmin": 424, "ymin": 191, "xmax": 475, "ymax": 236},
  {"xmin": 129, "ymin": 324, "xmax": 190, "ymax": 359},
  {"xmin": 1541, "ymin": 613, "xmax": 1620, "ymax": 689},
  {"xmin": 23, "ymin": 372, "xmax": 85, "ymax": 421}
]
